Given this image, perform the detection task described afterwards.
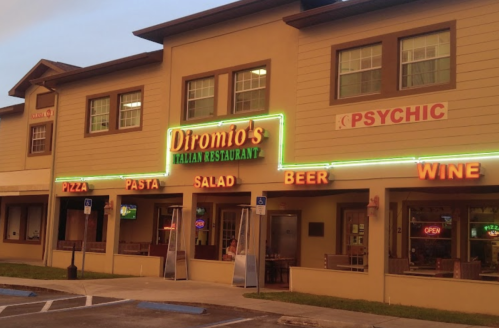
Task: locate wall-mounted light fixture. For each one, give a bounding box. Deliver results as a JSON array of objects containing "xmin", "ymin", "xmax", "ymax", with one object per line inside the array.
[
  {"xmin": 104, "ymin": 201, "xmax": 114, "ymax": 216},
  {"xmin": 367, "ymin": 196, "xmax": 379, "ymax": 218}
]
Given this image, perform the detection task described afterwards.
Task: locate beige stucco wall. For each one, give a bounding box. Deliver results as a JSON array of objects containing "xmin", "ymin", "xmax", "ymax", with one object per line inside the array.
[
  {"xmin": 291, "ymin": 267, "xmax": 372, "ymax": 300},
  {"xmin": 52, "ymin": 250, "xmax": 107, "ymax": 273},
  {"xmin": 385, "ymin": 274, "xmax": 499, "ymax": 315},
  {"xmin": 189, "ymin": 259, "xmax": 234, "ymax": 284},
  {"xmin": 113, "ymin": 254, "xmax": 163, "ymax": 277}
]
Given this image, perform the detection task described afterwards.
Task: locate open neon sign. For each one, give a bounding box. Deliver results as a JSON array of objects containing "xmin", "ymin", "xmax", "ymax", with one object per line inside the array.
[{"xmin": 424, "ymin": 226, "xmax": 441, "ymax": 236}]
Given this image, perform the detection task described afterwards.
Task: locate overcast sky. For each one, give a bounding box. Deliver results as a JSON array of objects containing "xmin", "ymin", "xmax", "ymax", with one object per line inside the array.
[{"xmin": 0, "ymin": 0, "xmax": 235, "ymax": 107}]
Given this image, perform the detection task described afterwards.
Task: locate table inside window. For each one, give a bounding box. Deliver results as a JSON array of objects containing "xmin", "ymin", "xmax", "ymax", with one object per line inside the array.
[
  {"xmin": 336, "ymin": 264, "xmax": 367, "ymax": 272},
  {"xmin": 403, "ymin": 270, "xmax": 453, "ymax": 277}
]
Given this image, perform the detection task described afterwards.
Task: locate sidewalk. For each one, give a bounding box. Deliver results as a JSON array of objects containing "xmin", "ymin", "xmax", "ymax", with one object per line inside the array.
[{"xmin": 0, "ymin": 276, "xmax": 490, "ymax": 328}]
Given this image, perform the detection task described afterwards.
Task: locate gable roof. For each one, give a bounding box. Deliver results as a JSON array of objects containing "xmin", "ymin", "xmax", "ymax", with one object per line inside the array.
[
  {"xmin": 32, "ymin": 50, "xmax": 163, "ymax": 89},
  {"xmin": 9, "ymin": 59, "xmax": 79, "ymax": 98},
  {"xmin": 133, "ymin": 0, "xmax": 298, "ymax": 44}
]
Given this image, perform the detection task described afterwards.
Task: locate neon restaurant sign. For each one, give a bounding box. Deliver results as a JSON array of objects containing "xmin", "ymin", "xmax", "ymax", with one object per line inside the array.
[
  {"xmin": 417, "ymin": 162, "xmax": 482, "ymax": 180},
  {"xmin": 170, "ymin": 120, "xmax": 266, "ymax": 164}
]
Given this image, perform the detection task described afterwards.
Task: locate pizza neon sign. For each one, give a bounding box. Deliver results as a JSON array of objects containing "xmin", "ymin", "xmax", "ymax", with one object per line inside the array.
[{"xmin": 484, "ymin": 224, "xmax": 499, "ymax": 237}]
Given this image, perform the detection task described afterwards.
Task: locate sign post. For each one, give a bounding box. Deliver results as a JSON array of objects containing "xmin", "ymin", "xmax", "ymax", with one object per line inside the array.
[
  {"xmin": 255, "ymin": 196, "xmax": 266, "ymax": 295},
  {"xmin": 82, "ymin": 198, "xmax": 92, "ymax": 278}
]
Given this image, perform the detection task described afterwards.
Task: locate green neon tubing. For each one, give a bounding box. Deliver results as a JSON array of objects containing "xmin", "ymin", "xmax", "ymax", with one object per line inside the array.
[{"xmin": 55, "ymin": 113, "xmax": 499, "ymax": 182}]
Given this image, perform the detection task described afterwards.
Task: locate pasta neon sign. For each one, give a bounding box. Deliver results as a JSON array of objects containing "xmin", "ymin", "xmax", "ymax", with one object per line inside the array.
[{"xmin": 424, "ymin": 226, "xmax": 441, "ymax": 235}]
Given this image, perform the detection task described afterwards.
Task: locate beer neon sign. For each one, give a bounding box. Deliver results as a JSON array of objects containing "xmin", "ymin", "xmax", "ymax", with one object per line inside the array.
[
  {"xmin": 284, "ymin": 171, "xmax": 330, "ymax": 185},
  {"xmin": 125, "ymin": 179, "xmax": 160, "ymax": 190},
  {"xmin": 417, "ymin": 162, "xmax": 481, "ymax": 180},
  {"xmin": 424, "ymin": 226, "xmax": 441, "ymax": 236},
  {"xmin": 195, "ymin": 219, "xmax": 205, "ymax": 229},
  {"xmin": 171, "ymin": 120, "xmax": 266, "ymax": 165},
  {"xmin": 194, "ymin": 175, "xmax": 236, "ymax": 188},
  {"xmin": 62, "ymin": 182, "xmax": 89, "ymax": 193}
]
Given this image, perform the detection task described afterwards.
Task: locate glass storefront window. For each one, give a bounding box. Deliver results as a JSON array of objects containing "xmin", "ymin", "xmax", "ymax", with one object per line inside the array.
[
  {"xmin": 469, "ymin": 207, "xmax": 499, "ymax": 268},
  {"xmin": 409, "ymin": 206, "xmax": 453, "ymax": 265}
]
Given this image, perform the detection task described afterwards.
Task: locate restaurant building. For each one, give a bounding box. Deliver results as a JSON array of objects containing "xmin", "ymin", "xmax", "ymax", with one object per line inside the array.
[
  {"xmin": 0, "ymin": 60, "xmax": 79, "ymax": 262},
  {"xmin": 3, "ymin": 0, "xmax": 499, "ymax": 315}
]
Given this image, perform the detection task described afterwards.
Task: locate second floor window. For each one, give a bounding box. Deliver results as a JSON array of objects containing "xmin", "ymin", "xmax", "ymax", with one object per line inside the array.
[
  {"xmin": 338, "ymin": 44, "xmax": 382, "ymax": 98},
  {"xmin": 234, "ymin": 67, "xmax": 267, "ymax": 113},
  {"xmin": 119, "ymin": 91, "xmax": 142, "ymax": 128},
  {"xmin": 400, "ymin": 30, "xmax": 450, "ymax": 89},
  {"xmin": 90, "ymin": 97, "xmax": 110, "ymax": 133},
  {"xmin": 186, "ymin": 77, "xmax": 214, "ymax": 120},
  {"xmin": 31, "ymin": 125, "xmax": 46, "ymax": 153},
  {"xmin": 86, "ymin": 86, "xmax": 143, "ymax": 137}
]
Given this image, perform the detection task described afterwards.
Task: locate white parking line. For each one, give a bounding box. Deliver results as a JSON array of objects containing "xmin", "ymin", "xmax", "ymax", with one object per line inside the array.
[
  {"xmin": 0, "ymin": 295, "xmax": 84, "ymax": 308},
  {"xmin": 86, "ymin": 296, "xmax": 92, "ymax": 306},
  {"xmin": 0, "ymin": 306, "xmax": 5, "ymax": 314},
  {"xmin": 0, "ymin": 299, "xmax": 132, "ymax": 320},
  {"xmin": 41, "ymin": 301, "xmax": 53, "ymax": 312}
]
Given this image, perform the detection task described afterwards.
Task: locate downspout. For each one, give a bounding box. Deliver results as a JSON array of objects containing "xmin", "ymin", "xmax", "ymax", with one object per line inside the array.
[{"xmin": 42, "ymin": 83, "xmax": 59, "ymax": 267}]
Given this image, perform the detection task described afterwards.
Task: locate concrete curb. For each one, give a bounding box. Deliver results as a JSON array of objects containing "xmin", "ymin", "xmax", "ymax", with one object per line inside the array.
[
  {"xmin": 137, "ymin": 301, "xmax": 207, "ymax": 314},
  {"xmin": 278, "ymin": 316, "xmax": 374, "ymax": 328},
  {"xmin": 0, "ymin": 288, "xmax": 36, "ymax": 297}
]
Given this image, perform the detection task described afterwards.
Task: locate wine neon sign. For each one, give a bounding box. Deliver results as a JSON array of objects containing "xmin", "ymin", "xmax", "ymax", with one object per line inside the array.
[
  {"xmin": 424, "ymin": 226, "xmax": 441, "ymax": 236},
  {"xmin": 417, "ymin": 162, "xmax": 481, "ymax": 180}
]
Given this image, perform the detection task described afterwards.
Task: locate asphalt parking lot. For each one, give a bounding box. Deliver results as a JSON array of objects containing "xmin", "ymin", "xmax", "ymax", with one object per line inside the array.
[{"xmin": 0, "ymin": 290, "xmax": 282, "ymax": 328}]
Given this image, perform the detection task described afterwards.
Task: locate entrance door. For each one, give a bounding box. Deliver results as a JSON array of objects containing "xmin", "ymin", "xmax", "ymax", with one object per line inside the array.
[
  {"xmin": 343, "ymin": 209, "xmax": 368, "ymax": 265},
  {"xmin": 269, "ymin": 215, "xmax": 298, "ymax": 260}
]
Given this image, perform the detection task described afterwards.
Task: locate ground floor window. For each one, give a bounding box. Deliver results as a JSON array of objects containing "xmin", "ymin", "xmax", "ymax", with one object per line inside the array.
[
  {"xmin": 4, "ymin": 205, "xmax": 43, "ymax": 242},
  {"xmin": 469, "ymin": 207, "xmax": 499, "ymax": 267},
  {"xmin": 408, "ymin": 206, "xmax": 453, "ymax": 265}
]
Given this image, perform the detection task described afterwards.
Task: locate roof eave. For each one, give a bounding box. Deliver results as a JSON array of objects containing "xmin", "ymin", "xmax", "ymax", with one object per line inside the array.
[
  {"xmin": 133, "ymin": 0, "xmax": 297, "ymax": 44},
  {"xmin": 283, "ymin": 0, "xmax": 421, "ymax": 29},
  {"xmin": 32, "ymin": 50, "xmax": 163, "ymax": 88},
  {"xmin": 0, "ymin": 103, "xmax": 25, "ymax": 116}
]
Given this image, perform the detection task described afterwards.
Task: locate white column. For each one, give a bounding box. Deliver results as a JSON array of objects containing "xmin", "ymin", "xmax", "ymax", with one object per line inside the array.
[{"xmin": 367, "ymin": 185, "xmax": 388, "ymax": 302}]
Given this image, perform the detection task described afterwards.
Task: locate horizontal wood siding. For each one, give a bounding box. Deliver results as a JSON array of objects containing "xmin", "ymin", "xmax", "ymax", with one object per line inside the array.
[
  {"xmin": 0, "ymin": 113, "xmax": 26, "ymax": 172},
  {"xmin": 55, "ymin": 64, "xmax": 165, "ymax": 176},
  {"xmin": 295, "ymin": 0, "xmax": 499, "ymax": 163}
]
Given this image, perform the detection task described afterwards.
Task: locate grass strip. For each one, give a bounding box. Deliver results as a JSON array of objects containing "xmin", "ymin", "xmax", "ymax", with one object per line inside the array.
[
  {"xmin": 244, "ymin": 292, "xmax": 499, "ymax": 327},
  {"xmin": 0, "ymin": 263, "xmax": 132, "ymax": 280}
]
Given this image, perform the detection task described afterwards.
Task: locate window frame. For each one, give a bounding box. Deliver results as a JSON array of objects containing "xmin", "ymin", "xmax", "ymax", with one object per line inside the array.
[
  {"xmin": 330, "ymin": 21, "xmax": 456, "ymax": 106},
  {"xmin": 84, "ymin": 86, "xmax": 144, "ymax": 138},
  {"xmin": 3, "ymin": 204, "xmax": 45, "ymax": 245},
  {"xmin": 182, "ymin": 74, "xmax": 217, "ymax": 121},
  {"xmin": 232, "ymin": 66, "xmax": 268, "ymax": 114},
  {"xmin": 27, "ymin": 122, "xmax": 53, "ymax": 157},
  {"xmin": 181, "ymin": 60, "xmax": 270, "ymax": 125},
  {"xmin": 36, "ymin": 91, "xmax": 56, "ymax": 109}
]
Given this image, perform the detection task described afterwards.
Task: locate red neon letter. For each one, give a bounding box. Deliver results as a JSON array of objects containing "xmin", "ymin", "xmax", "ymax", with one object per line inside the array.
[{"xmin": 417, "ymin": 163, "xmax": 439, "ymax": 180}]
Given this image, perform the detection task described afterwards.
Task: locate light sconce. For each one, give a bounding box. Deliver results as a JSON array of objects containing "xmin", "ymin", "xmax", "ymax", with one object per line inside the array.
[
  {"xmin": 367, "ymin": 196, "xmax": 379, "ymax": 218},
  {"xmin": 104, "ymin": 201, "xmax": 114, "ymax": 216}
]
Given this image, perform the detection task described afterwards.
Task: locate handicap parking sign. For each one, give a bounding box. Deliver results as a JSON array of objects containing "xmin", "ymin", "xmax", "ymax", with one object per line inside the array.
[{"xmin": 256, "ymin": 196, "xmax": 266, "ymax": 215}]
